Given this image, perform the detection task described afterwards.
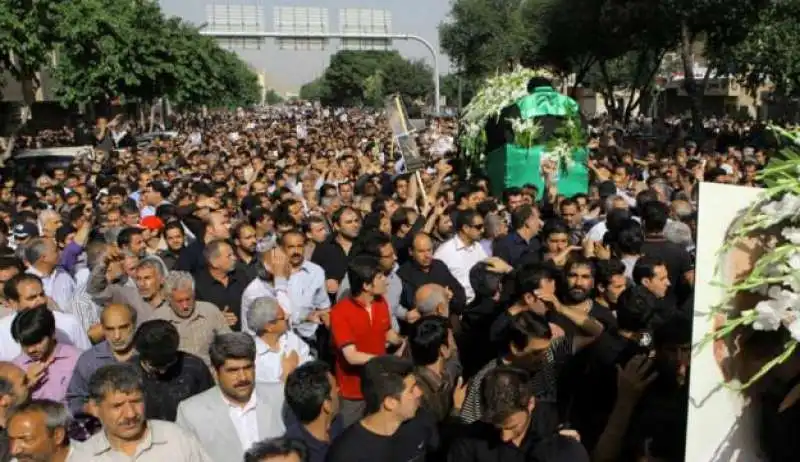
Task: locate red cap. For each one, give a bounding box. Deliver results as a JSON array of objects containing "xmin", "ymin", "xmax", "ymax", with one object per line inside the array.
[{"xmin": 139, "ymin": 215, "xmax": 165, "ymax": 231}]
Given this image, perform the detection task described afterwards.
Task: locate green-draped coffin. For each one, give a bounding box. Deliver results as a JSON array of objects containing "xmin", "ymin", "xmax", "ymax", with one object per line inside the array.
[{"xmin": 484, "ymin": 87, "xmax": 589, "ymax": 199}]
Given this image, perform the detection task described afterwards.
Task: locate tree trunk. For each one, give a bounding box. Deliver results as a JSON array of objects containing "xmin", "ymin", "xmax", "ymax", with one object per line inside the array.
[
  {"xmin": 0, "ymin": 78, "xmax": 37, "ymax": 166},
  {"xmin": 679, "ymin": 21, "xmax": 704, "ymax": 138}
]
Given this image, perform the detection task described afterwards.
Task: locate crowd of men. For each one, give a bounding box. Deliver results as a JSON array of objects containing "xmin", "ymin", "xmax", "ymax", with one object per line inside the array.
[{"xmin": 0, "ymin": 100, "xmax": 770, "ymax": 462}]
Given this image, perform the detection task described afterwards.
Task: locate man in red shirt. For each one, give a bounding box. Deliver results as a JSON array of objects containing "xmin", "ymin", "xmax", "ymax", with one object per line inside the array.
[{"xmin": 330, "ymin": 255, "xmax": 405, "ymax": 427}]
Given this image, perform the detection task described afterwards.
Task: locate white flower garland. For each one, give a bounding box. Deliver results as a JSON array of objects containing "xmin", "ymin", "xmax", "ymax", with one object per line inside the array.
[{"xmin": 705, "ymin": 126, "xmax": 800, "ymax": 388}]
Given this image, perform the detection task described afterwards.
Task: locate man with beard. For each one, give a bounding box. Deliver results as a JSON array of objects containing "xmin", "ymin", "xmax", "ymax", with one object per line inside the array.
[
  {"xmin": 67, "ymin": 304, "xmax": 138, "ymax": 415},
  {"xmin": 6, "ymin": 399, "xmax": 72, "ymax": 462},
  {"xmin": 176, "ymin": 333, "xmax": 287, "ymax": 462},
  {"xmin": 74, "ymin": 363, "xmax": 212, "ymax": 461},
  {"xmin": 233, "ymin": 222, "xmax": 260, "ymax": 281},
  {"xmin": 312, "ymin": 206, "xmax": 361, "ymax": 299}
]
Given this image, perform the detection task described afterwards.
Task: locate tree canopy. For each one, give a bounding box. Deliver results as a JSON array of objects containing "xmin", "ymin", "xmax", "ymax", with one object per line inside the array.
[
  {"xmin": 301, "ymin": 50, "xmax": 434, "ymax": 108},
  {"xmin": 439, "ymin": 0, "xmax": 775, "ymax": 124},
  {"xmin": 1, "ymin": 0, "xmax": 261, "ymax": 109}
]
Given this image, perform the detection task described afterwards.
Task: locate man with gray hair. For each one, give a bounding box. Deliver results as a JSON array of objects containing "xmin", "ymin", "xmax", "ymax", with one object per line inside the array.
[
  {"xmin": 24, "ymin": 237, "xmax": 75, "ymax": 312},
  {"xmin": 246, "ymin": 296, "xmax": 311, "ymax": 384},
  {"xmin": 5, "ymin": 399, "xmax": 71, "ymax": 462},
  {"xmin": 150, "ymin": 271, "xmax": 231, "ymax": 367},
  {"xmin": 413, "ymin": 283, "xmax": 450, "ymax": 319}
]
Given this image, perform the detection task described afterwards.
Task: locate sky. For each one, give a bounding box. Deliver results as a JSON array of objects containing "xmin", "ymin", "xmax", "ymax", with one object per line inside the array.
[{"xmin": 158, "ymin": 0, "xmax": 453, "ymax": 93}]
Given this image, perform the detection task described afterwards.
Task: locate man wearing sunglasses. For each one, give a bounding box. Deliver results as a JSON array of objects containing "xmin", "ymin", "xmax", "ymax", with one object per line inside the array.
[{"xmin": 433, "ymin": 210, "xmax": 488, "ymax": 304}]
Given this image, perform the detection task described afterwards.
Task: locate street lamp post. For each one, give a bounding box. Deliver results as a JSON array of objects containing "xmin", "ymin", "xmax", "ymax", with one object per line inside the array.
[{"xmin": 200, "ymin": 30, "xmax": 442, "ymax": 114}]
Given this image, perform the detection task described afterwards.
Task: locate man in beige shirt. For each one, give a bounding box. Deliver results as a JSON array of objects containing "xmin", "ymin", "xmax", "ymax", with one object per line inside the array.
[
  {"xmin": 70, "ymin": 363, "xmax": 212, "ymax": 462},
  {"xmin": 150, "ymin": 271, "xmax": 230, "ymax": 367}
]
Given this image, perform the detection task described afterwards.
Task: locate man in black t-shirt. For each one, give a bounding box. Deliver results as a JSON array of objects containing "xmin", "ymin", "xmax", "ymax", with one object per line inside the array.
[{"xmin": 326, "ymin": 356, "xmax": 438, "ymax": 462}]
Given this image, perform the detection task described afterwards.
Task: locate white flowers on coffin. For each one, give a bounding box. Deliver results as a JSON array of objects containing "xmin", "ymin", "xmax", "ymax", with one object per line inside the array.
[{"xmin": 761, "ymin": 193, "xmax": 800, "ymax": 226}]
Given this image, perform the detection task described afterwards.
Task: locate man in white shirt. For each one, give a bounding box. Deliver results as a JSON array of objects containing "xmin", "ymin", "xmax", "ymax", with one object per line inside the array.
[
  {"xmin": 176, "ymin": 333, "xmax": 287, "ymax": 462},
  {"xmin": 24, "ymin": 238, "xmax": 75, "ymax": 313},
  {"xmin": 246, "ymin": 296, "xmax": 311, "ymax": 384},
  {"xmin": 433, "ymin": 210, "xmax": 488, "ymax": 303},
  {"xmin": 0, "ymin": 274, "xmax": 89, "ymax": 361}
]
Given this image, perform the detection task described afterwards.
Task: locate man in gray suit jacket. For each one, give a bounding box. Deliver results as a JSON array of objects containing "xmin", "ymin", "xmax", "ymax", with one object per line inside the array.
[{"xmin": 175, "ymin": 332, "xmax": 287, "ymax": 462}]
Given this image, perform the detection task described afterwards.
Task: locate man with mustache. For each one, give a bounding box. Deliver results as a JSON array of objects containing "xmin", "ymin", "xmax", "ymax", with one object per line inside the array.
[
  {"xmin": 73, "ymin": 363, "xmax": 212, "ymax": 461},
  {"xmin": 176, "ymin": 333, "xmax": 287, "ymax": 462}
]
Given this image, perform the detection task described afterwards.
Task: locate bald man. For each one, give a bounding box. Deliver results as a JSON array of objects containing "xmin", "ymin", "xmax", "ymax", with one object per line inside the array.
[
  {"xmin": 66, "ymin": 304, "xmax": 137, "ymax": 415},
  {"xmin": 397, "ymin": 233, "xmax": 466, "ymax": 318},
  {"xmin": 413, "ymin": 284, "xmax": 450, "ymax": 319},
  {"xmin": 0, "ymin": 361, "xmax": 30, "ymax": 460}
]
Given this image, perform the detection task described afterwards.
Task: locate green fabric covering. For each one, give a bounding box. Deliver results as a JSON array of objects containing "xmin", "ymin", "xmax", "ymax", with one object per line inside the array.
[
  {"xmin": 486, "ymin": 86, "xmax": 588, "ymax": 199},
  {"xmin": 517, "ymin": 87, "xmax": 579, "ymax": 119},
  {"xmin": 487, "ymin": 145, "xmax": 589, "ymax": 199}
]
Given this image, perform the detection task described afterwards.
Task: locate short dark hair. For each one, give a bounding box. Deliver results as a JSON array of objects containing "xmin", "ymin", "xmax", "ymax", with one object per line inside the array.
[
  {"xmin": 481, "ymin": 366, "xmax": 533, "ymax": 425},
  {"xmin": 409, "ymin": 316, "xmax": 450, "ymax": 367},
  {"xmin": 632, "ymin": 255, "xmax": 667, "ymax": 285},
  {"xmin": 616, "ymin": 285, "xmax": 660, "ymax": 332},
  {"xmin": 361, "ymin": 356, "xmax": 415, "ymax": 415},
  {"xmin": 595, "ymin": 259, "xmax": 627, "ymax": 289},
  {"xmin": 505, "ymin": 311, "xmax": 552, "ymax": 353},
  {"xmin": 116, "ymin": 227, "xmax": 143, "ymax": 249},
  {"xmin": 514, "ymin": 264, "xmax": 556, "ymax": 301},
  {"xmin": 469, "ymin": 262, "xmax": 503, "ymax": 298},
  {"xmin": 11, "ymin": 304, "xmax": 55, "ymax": 346},
  {"xmin": 347, "ymin": 256, "xmax": 382, "ymax": 297},
  {"xmin": 208, "ymin": 333, "xmax": 256, "ymax": 371},
  {"xmin": 134, "ymin": 320, "xmax": 180, "ymax": 368},
  {"xmin": 0, "ymin": 256, "xmax": 24, "ymax": 273},
  {"xmin": 88, "ymin": 363, "xmax": 143, "ymax": 403},
  {"xmin": 610, "ymin": 219, "xmax": 644, "ymax": 256},
  {"xmin": 244, "ymin": 437, "xmax": 308, "ymax": 462},
  {"xmin": 641, "ymin": 201, "xmax": 670, "ymax": 234},
  {"xmin": 2, "ymin": 273, "xmax": 40, "ymax": 302},
  {"xmin": 285, "ymin": 361, "xmax": 332, "ymax": 424},
  {"xmin": 455, "ymin": 209, "xmax": 480, "ymax": 232},
  {"xmin": 510, "ymin": 204, "xmax": 537, "ymax": 230}
]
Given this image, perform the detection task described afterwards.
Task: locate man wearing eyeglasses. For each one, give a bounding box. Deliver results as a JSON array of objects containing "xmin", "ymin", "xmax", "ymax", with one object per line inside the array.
[{"xmin": 433, "ymin": 210, "xmax": 488, "ymax": 304}]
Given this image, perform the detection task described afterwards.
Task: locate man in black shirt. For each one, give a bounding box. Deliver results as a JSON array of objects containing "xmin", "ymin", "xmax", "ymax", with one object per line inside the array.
[
  {"xmin": 133, "ymin": 320, "xmax": 214, "ymax": 421},
  {"xmin": 639, "ymin": 201, "xmax": 694, "ymax": 305},
  {"xmin": 326, "ymin": 356, "xmax": 438, "ymax": 462},
  {"xmin": 194, "ymin": 240, "xmax": 248, "ymax": 331},
  {"xmin": 312, "ymin": 206, "xmax": 361, "ymax": 299},
  {"xmin": 397, "ymin": 233, "xmax": 466, "ymax": 316},
  {"xmin": 492, "ymin": 204, "xmax": 542, "ymax": 268},
  {"xmin": 449, "ymin": 366, "xmax": 589, "ymax": 462},
  {"xmin": 284, "ymin": 361, "xmax": 343, "ymax": 462}
]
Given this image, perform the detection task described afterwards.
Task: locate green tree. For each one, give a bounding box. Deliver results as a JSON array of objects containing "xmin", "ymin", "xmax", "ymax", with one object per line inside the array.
[
  {"xmin": 667, "ymin": 0, "xmax": 770, "ymax": 129},
  {"xmin": 721, "ymin": 0, "xmax": 800, "ymax": 97},
  {"xmin": 299, "ymin": 77, "xmax": 330, "ymax": 101},
  {"xmin": 265, "ymin": 89, "xmax": 284, "ymax": 105},
  {"xmin": 52, "ymin": 0, "xmax": 259, "ymax": 110},
  {"xmin": 0, "ymin": 0, "xmax": 61, "ymax": 163},
  {"xmin": 440, "ymin": 73, "xmax": 477, "ymax": 109},
  {"xmin": 439, "ymin": 0, "xmax": 527, "ymax": 81},
  {"xmin": 319, "ymin": 50, "xmax": 434, "ymax": 107}
]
